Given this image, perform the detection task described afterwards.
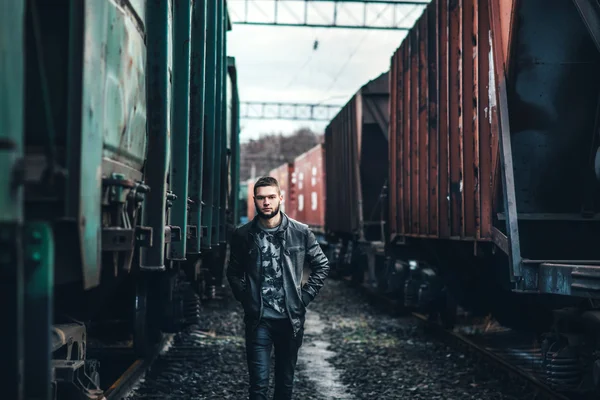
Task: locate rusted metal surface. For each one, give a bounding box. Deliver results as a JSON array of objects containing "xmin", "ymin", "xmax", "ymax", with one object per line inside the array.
[
  {"xmin": 293, "ymin": 144, "xmax": 325, "ymax": 231},
  {"xmin": 389, "ymin": 50, "xmax": 398, "ymax": 237},
  {"xmin": 389, "ymin": 0, "xmax": 499, "ymax": 242},
  {"xmin": 427, "ymin": 4, "xmax": 439, "ymax": 237},
  {"xmin": 390, "ymin": 0, "xmax": 600, "ymax": 296},
  {"xmin": 418, "ymin": 17, "xmax": 428, "ymax": 235},
  {"xmin": 268, "ymin": 162, "xmax": 296, "ymax": 219},
  {"xmin": 325, "ymin": 73, "xmax": 389, "ymax": 240}
]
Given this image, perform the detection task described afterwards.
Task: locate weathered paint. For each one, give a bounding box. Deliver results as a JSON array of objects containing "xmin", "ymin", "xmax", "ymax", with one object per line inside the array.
[
  {"xmin": 100, "ymin": 1, "xmax": 148, "ymax": 172},
  {"xmin": 0, "ymin": 0, "xmax": 25, "ymax": 223},
  {"xmin": 389, "ymin": 0, "xmax": 495, "ymax": 242},
  {"xmin": 188, "ymin": 0, "xmax": 207, "ymax": 254},
  {"xmin": 498, "ymin": 0, "xmax": 515, "ymax": 67},
  {"xmin": 140, "ymin": 0, "xmax": 171, "ymax": 270},
  {"xmin": 219, "ymin": 11, "xmax": 229, "ymax": 244},
  {"xmin": 201, "ymin": 0, "xmax": 218, "ymax": 249},
  {"xmin": 79, "ymin": 0, "xmax": 141, "ymax": 287},
  {"xmin": 427, "ymin": 3, "xmax": 439, "ymax": 237},
  {"xmin": 228, "ymin": 57, "xmax": 241, "ymax": 226},
  {"xmin": 169, "ymin": 0, "xmax": 192, "ymax": 260},
  {"xmin": 325, "ymin": 73, "xmax": 389, "ymax": 240},
  {"xmin": 293, "ymin": 144, "xmax": 326, "ymax": 232},
  {"xmin": 1, "ymin": 2, "xmax": 25, "ymax": 397},
  {"xmin": 212, "ymin": 0, "xmax": 224, "ymax": 246}
]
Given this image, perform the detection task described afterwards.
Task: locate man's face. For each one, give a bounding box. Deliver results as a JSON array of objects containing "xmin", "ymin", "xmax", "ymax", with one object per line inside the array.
[{"xmin": 254, "ymin": 185, "xmax": 282, "ymax": 219}]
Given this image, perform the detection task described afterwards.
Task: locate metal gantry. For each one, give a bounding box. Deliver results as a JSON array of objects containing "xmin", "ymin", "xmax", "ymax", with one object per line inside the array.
[
  {"xmin": 228, "ymin": 0, "xmax": 430, "ymax": 30},
  {"xmin": 241, "ymin": 101, "xmax": 342, "ymax": 121}
]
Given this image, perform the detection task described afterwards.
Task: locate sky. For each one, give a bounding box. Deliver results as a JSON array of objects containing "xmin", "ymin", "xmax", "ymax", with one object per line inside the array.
[{"xmin": 226, "ymin": 0, "xmax": 430, "ymax": 143}]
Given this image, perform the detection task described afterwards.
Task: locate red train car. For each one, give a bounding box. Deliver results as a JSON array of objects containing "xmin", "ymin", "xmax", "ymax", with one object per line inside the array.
[
  {"xmin": 380, "ymin": 0, "xmax": 600, "ymax": 393},
  {"xmin": 388, "ymin": 0, "xmax": 600, "ymax": 287},
  {"xmin": 268, "ymin": 163, "xmax": 296, "ymax": 220},
  {"xmin": 293, "ymin": 144, "xmax": 326, "ymax": 232},
  {"xmin": 388, "ymin": 0, "xmax": 499, "ymax": 244}
]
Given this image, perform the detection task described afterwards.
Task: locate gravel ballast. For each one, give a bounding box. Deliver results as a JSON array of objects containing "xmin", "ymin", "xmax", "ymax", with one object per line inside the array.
[{"xmin": 126, "ymin": 273, "xmax": 539, "ymax": 399}]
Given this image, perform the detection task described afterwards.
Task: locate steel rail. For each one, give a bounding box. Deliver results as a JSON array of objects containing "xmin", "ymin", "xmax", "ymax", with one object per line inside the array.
[
  {"xmin": 102, "ymin": 335, "xmax": 171, "ymax": 400},
  {"xmin": 412, "ymin": 312, "xmax": 571, "ymax": 400}
]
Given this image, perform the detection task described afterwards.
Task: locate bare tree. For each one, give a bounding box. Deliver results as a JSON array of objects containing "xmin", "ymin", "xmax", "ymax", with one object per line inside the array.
[{"xmin": 240, "ymin": 128, "xmax": 323, "ymax": 182}]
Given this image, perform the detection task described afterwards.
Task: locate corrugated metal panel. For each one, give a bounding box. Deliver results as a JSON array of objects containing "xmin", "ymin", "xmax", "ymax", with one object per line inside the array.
[
  {"xmin": 293, "ymin": 144, "xmax": 325, "ymax": 231},
  {"xmin": 325, "ymin": 96, "xmax": 359, "ymax": 236},
  {"xmin": 389, "ymin": 0, "xmax": 498, "ymax": 241},
  {"xmin": 325, "ymin": 73, "xmax": 389, "ymax": 239},
  {"xmin": 268, "ymin": 163, "xmax": 295, "ymax": 219}
]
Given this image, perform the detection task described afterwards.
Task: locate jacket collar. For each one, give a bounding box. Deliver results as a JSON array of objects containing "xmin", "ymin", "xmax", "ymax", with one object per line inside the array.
[{"xmin": 250, "ymin": 211, "xmax": 289, "ymax": 238}]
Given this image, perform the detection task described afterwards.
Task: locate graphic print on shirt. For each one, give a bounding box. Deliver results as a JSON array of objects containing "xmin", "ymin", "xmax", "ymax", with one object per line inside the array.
[{"xmin": 257, "ymin": 229, "xmax": 287, "ymax": 315}]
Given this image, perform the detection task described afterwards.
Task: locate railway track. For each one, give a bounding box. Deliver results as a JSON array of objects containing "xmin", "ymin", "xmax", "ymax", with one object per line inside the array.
[
  {"xmin": 99, "ymin": 335, "xmax": 174, "ymax": 400},
  {"xmin": 349, "ymin": 280, "xmax": 582, "ymax": 400},
  {"xmin": 411, "ymin": 312, "xmax": 572, "ymax": 400}
]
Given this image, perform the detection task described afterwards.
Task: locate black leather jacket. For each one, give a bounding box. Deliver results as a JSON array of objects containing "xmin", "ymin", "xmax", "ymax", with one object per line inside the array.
[{"xmin": 226, "ymin": 213, "xmax": 330, "ymax": 336}]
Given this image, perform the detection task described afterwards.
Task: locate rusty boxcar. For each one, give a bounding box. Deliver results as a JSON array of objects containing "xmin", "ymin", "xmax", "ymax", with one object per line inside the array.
[
  {"xmin": 375, "ymin": 0, "xmax": 600, "ymax": 394},
  {"xmin": 293, "ymin": 143, "xmax": 326, "ymax": 233},
  {"xmin": 324, "ymin": 72, "xmax": 390, "ymax": 244}
]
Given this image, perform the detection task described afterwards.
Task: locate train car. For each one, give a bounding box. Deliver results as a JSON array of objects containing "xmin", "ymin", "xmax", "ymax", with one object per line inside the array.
[
  {"xmin": 293, "ymin": 143, "xmax": 326, "ymax": 235},
  {"xmin": 269, "ymin": 162, "xmax": 296, "ymax": 219},
  {"xmin": 323, "ymin": 72, "xmax": 390, "ymax": 281},
  {"xmin": 363, "ymin": 0, "xmax": 600, "ymax": 394},
  {"xmin": 0, "ymin": 1, "xmax": 240, "ymax": 399}
]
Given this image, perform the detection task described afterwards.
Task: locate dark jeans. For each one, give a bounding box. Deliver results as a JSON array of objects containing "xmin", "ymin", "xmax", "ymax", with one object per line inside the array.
[{"xmin": 245, "ymin": 318, "xmax": 304, "ymax": 400}]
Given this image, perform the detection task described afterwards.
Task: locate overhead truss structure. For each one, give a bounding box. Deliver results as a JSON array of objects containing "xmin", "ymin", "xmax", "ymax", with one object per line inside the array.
[
  {"xmin": 228, "ymin": 0, "xmax": 430, "ymax": 30},
  {"xmin": 241, "ymin": 102, "xmax": 342, "ymax": 121}
]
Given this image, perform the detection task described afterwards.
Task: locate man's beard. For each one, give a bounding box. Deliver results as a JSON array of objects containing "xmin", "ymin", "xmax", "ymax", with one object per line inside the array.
[{"xmin": 255, "ymin": 203, "xmax": 280, "ymax": 220}]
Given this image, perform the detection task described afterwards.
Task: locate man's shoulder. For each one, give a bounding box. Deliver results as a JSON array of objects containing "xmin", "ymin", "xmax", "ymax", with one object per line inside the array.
[
  {"xmin": 232, "ymin": 220, "xmax": 254, "ymax": 237},
  {"xmin": 285, "ymin": 216, "xmax": 310, "ymax": 233}
]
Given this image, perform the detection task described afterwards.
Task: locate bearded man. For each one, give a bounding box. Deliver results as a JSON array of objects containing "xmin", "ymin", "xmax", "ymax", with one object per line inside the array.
[{"xmin": 226, "ymin": 176, "xmax": 330, "ymax": 400}]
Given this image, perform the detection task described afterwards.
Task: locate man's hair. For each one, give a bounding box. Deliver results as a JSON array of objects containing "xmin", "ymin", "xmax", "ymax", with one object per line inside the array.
[{"xmin": 254, "ymin": 176, "xmax": 280, "ymax": 196}]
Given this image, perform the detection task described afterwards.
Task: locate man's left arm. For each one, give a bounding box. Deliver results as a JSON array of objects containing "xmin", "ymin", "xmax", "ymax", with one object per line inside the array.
[{"xmin": 301, "ymin": 229, "xmax": 330, "ymax": 307}]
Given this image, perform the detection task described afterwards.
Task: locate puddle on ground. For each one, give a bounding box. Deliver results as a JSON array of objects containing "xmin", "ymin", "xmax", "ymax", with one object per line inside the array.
[{"xmin": 298, "ymin": 310, "xmax": 355, "ymax": 399}]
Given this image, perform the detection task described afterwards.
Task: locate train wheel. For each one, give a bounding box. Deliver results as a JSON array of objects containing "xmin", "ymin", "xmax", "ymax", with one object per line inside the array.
[
  {"xmin": 161, "ymin": 270, "xmax": 185, "ymax": 333},
  {"xmin": 133, "ymin": 275, "xmax": 161, "ymax": 357}
]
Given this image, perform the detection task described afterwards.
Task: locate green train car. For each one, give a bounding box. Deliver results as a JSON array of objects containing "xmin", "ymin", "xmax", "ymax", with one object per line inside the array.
[{"xmin": 0, "ymin": 0, "xmax": 240, "ymax": 398}]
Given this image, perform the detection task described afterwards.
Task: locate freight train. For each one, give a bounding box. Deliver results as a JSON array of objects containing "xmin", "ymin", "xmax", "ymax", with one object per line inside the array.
[
  {"xmin": 248, "ymin": 0, "xmax": 600, "ymax": 395},
  {"xmin": 1, "ymin": 1, "xmax": 240, "ymax": 399}
]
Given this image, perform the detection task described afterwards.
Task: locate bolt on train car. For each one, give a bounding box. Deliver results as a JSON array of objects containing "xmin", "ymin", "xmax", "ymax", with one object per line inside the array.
[
  {"xmin": 245, "ymin": 0, "xmax": 600, "ymax": 395},
  {"xmin": 1, "ymin": 0, "xmax": 240, "ymax": 399}
]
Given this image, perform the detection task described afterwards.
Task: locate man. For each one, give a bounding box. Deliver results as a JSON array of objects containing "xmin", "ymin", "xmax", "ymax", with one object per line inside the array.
[{"xmin": 226, "ymin": 176, "xmax": 330, "ymax": 400}]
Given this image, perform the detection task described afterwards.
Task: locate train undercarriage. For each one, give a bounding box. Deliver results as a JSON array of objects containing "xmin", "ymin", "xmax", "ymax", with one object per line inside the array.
[{"xmin": 49, "ymin": 252, "xmax": 227, "ymax": 399}]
